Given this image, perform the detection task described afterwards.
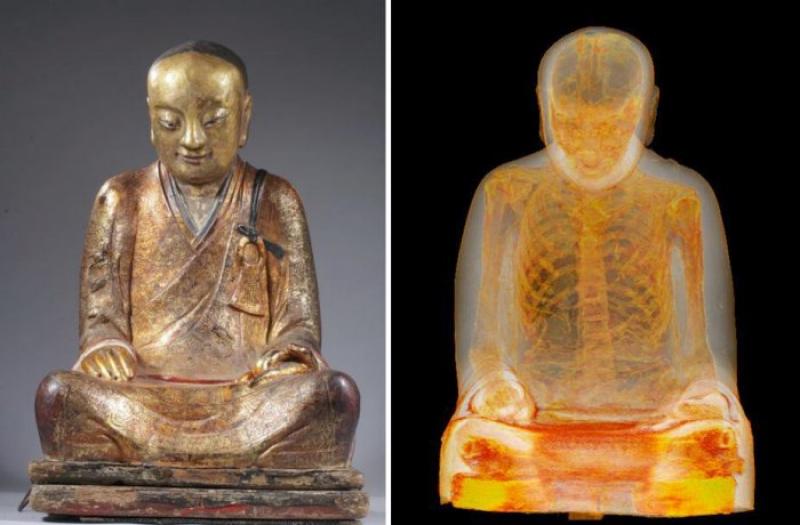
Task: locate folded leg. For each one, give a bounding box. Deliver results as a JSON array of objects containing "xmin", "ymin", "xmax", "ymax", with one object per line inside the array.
[{"xmin": 35, "ymin": 369, "xmax": 359, "ymax": 468}]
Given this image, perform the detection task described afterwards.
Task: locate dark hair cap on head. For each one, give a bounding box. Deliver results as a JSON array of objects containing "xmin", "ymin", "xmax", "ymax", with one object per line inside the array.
[{"xmin": 153, "ymin": 40, "xmax": 248, "ymax": 88}]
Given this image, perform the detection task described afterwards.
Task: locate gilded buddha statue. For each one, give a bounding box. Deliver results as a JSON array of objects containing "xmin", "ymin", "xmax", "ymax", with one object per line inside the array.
[
  {"xmin": 28, "ymin": 41, "xmax": 366, "ymax": 521},
  {"xmin": 440, "ymin": 27, "xmax": 754, "ymax": 517}
]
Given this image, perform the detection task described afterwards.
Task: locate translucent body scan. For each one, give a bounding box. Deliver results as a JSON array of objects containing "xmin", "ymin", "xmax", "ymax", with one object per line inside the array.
[{"xmin": 440, "ymin": 27, "xmax": 754, "ymax": 517}]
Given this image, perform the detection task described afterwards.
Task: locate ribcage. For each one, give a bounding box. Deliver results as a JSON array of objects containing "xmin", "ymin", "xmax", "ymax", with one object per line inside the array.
[
  {"xmin": 517, "ymin": 185, "xmax": 581, "ymax": 359},
  {"xmin": 516, "ymin": 182, "xmax": 673, "ymax": 372}
]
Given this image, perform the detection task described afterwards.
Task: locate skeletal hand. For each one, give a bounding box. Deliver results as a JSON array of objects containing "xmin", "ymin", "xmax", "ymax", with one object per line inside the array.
[
  {"xmin": 470, "ymin": 373, "xmax": 536, "ymax": 425},
  {"xmin": 77, "ymin": 346, "xmax": 136, "ymax": 382},
  {"xmin": 672, "ymin": 380, "xmax": 735, "ymax": 422}
]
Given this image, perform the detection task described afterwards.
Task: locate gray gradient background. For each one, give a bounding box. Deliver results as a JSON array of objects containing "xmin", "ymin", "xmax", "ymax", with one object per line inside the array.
[{"xmin": 0, "ymin": 0, "xmax": 385, "ymax": 497}]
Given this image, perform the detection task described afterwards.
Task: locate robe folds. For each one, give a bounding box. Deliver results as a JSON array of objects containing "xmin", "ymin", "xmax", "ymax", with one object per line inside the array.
[{"xmin": 35, "ymin": 158, "xmax": 359, "ymax": 468}]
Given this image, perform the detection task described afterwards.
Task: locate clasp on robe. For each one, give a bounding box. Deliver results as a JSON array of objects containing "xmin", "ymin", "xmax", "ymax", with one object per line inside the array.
[{"xmin": 236, "ymin": 224, "xmax": 285, "ymax": 260}]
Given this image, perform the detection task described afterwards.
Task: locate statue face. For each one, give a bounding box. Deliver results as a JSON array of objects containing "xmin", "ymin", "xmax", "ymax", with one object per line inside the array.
[
  {"xmin": 550, "ymin": 96, "xmax": 643, "ymax": 180},
  {"xmin": 147, "ymin": 52, "xmax": 252, "ymax": 184},
  {"xmin": 539, "ymin": 30, "xmax": 654, "ymax": 190}
]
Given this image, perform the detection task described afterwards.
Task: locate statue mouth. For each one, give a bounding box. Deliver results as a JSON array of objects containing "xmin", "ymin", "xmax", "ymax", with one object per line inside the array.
[{"xmin": 179, "ymin": 153, "xmax": 211, "ymax": 165}]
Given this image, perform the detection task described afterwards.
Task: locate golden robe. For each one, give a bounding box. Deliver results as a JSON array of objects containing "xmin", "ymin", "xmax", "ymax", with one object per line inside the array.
[{"xmin": 35, "ymin": 158, "xmax": 359, "ymax": 468}]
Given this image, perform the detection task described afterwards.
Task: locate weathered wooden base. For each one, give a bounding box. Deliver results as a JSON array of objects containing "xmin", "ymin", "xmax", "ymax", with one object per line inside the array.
[
  {"xmin": 47, "ymin": 517, "xmax": 359, "ymax": 525},
  {"xmin": 28, "ymin": 460, "xmax": 368, "ymax": 523}
]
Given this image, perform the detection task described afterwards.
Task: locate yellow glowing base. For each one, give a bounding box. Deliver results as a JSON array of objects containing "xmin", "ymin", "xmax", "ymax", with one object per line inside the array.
[{"xmin": 440, "ymin": 416, "xmax": 753, "ymax": 517}]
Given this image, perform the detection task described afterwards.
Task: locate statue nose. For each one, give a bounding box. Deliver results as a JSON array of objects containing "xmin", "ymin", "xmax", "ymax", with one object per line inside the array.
[{"xmin": 180, "ymin": 120, "xmax": 206, "ymax": 150}]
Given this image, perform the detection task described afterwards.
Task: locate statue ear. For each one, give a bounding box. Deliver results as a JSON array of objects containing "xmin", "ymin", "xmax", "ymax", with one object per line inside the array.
[
  {"xmin": 239, "ymin": 93, "xmax": 253, "ymax": 148},
  {"xmin": 146, "ymin": 97, "xmax": 156, "ymax": 146},
  {"xmin": 644, "ymin": 86, "xmax": 659, "ymax": 146},
  {"xmin": 536, "ymin": 85, "xmax": 547, "ymax": 145}
]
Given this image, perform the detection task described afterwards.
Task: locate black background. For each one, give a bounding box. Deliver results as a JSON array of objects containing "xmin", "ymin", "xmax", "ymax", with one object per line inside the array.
[{"xmin": 392, "ymin": 3, "xmax": 792, "ymax": 523}]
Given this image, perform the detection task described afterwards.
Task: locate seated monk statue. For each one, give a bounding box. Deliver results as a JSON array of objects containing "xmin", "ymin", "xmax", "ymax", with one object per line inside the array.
[
  {"xmin": 34, "ymin": 41, "xmax": 360, "ymax": 470},
  {"xmin": 440, "ymin": 27, "xmax": 754, "ymax": 517}
]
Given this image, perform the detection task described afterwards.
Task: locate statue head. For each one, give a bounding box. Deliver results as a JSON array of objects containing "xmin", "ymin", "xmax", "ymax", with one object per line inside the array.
[
  {"xmin": 537, "ymin": 27, "xmax": 658, "ymax": 190},
  {"xmin": 147, "ymin": 41, "xmax": 253, "ymax": 185}
]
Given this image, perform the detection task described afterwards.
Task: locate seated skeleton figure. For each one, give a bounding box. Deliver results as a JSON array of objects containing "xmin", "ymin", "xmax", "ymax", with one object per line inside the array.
[
  {"xmin": 440, "ymin": 27, "xmax": 754, "ymax": 517},
  {"xmin": 34, "ymin": 41, "xmax": 360, "ymax": 469}
]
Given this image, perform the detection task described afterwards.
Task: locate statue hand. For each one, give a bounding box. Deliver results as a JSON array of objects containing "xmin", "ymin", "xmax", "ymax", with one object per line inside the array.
[
  {"xmin": 76, "ymin": 345, "xmax": 136, "ymax": 382},
  {"xmin": 241, "ymin": 344, "xmax": 328, "ymax": 385},
  {"xmin": 469, "ymin": 371, "xmax": 536, "ymax": 425}
]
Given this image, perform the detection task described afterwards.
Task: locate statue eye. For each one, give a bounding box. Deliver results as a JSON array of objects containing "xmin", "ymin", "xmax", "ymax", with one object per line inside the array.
[
  {"xmin": 159, "ymin": 118, "xmax": 179, "ymax": 131},
  {"xmin": 203, "ymin": 114, "xmax": 227, "ymax": 128}
]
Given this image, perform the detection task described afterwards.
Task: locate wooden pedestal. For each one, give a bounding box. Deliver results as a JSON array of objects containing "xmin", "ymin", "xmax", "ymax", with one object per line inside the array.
[{"xmin": 28, "ymin": 460, "xmax": 369, "ymax": 523}]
